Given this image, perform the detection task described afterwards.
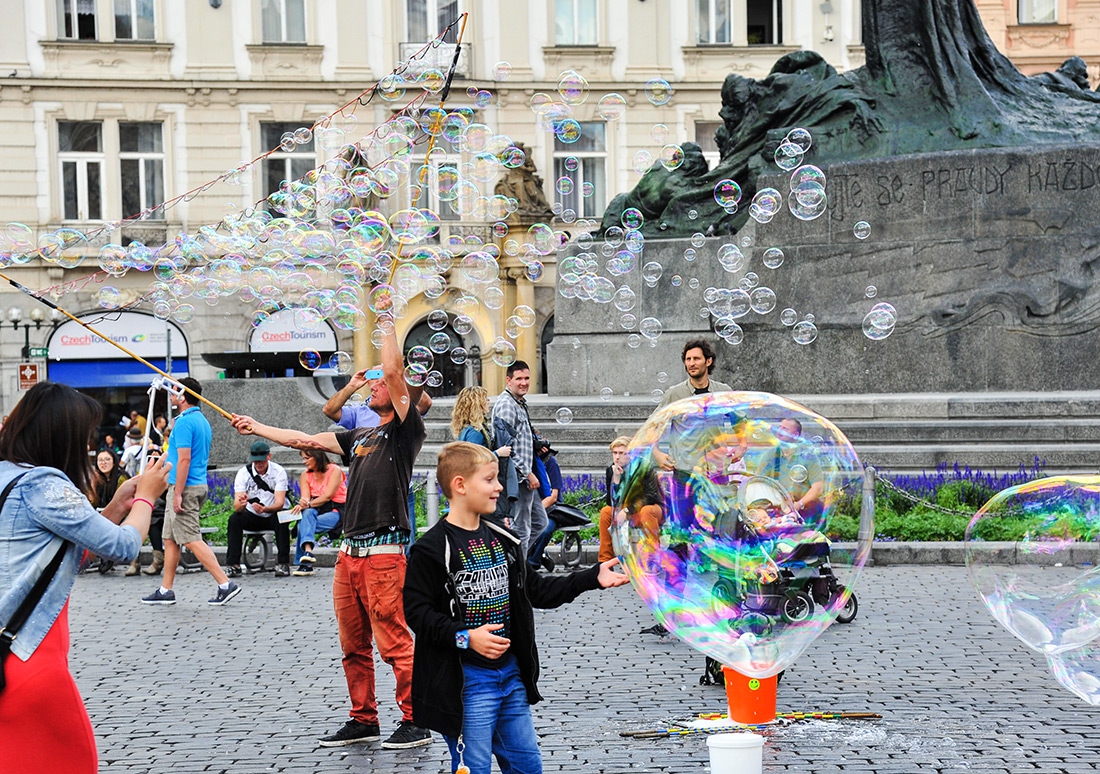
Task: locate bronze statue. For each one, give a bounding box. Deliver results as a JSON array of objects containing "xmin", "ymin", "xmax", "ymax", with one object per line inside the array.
[
  {"xmin": 604, "ymin": 0, "xmax": 1100, "ymax": 237},
  {"xmin": 494, "ymin": 142, "xmax": 553, "ymax": 220}
]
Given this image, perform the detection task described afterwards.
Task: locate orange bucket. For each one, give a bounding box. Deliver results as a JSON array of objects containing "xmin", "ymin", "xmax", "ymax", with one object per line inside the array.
[{"xmin": 721, "ymin": 667, "xmax": 777, "ymax": 724}]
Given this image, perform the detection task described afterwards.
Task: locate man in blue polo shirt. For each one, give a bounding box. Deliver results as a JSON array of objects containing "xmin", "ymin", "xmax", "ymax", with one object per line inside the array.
[{"xmin": 141, "ymin": 377, "xmax": 240, "ymax": 606}]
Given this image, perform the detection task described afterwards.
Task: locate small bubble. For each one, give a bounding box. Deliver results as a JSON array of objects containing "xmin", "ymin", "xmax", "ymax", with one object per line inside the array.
[
  {"xmin": 555, "ymin": 407, "xmax": 574, "ymax": 425},
  {"xmin": 854, "ymin": 221, "xmax": 872, "ymax": 240}
]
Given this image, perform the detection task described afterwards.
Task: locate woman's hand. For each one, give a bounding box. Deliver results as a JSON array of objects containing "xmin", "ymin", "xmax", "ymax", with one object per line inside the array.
[
  {"xmin": 133, "ymin": 453, "xmax": 170, "ymax": 503},
  {"xmin": 495, "ymin": 445, "xmax": 512, "ymax": 458}
]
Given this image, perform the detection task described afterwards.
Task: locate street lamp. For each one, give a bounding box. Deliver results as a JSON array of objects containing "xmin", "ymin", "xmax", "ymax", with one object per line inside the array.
[{"xmin": 9, "ymin": 306, "xmax": 45, "ymax": 359}]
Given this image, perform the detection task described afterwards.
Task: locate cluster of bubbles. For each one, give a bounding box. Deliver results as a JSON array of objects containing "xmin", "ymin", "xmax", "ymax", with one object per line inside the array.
[
  {"xmin": 966, "ymin": 476, "xmax": 1100, "ymax": 704},
  {"xmin": 612, "ymin": 392, "xmax": 870, "ymax": 677},
  {"xmin": 0, "ymin": 59, "xmax": 605, "ymax": 388}
]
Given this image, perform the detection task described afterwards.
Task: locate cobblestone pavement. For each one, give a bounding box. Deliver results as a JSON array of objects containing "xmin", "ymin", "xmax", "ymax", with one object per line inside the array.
[{"xmin": 70, "ymin": 565, "xmax": 1100, "ymax": 773}]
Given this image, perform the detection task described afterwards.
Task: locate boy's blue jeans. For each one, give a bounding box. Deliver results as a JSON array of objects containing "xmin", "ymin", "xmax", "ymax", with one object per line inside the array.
[
  {"xmin": 294, "ymin": 507, "xmax": 340, "ymax": 564},
  {"xmin": 444, "ymin": 653, "xmax": 542, "ymax": 774}
]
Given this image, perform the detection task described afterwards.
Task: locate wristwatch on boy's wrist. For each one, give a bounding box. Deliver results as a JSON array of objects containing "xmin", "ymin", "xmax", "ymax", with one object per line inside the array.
[{"xmin": 455, "ymin": 630, "xmax": 470, "ymax": 650}]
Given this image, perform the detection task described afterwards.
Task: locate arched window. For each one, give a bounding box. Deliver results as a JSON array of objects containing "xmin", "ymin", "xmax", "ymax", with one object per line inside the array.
[{"xmin": 403, "ymin": 316, "xmax": 482, "ymax": 397}]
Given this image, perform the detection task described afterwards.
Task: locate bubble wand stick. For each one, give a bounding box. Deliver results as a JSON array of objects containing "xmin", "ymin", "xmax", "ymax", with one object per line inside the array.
[{"xmin": 0, "ymin": 269, "xmax": 234, "ymax": 421}]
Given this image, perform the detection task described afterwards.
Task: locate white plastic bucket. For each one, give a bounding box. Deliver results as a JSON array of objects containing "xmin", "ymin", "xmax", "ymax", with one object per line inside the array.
[{"xmin": 706, "ymin": 732, "xmax": 764, "ymax": 774}]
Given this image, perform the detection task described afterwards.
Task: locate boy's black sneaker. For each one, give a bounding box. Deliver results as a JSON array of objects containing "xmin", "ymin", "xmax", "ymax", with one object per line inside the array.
[
  {"xmin": 380, "ymin": 720, "xmax": 431, "ymax": 749},
  {"xmin": 274, "ymin": 564, "xmax": 291, "ymax": 577},
  {"xmin": 317, "ymin": 719, "xmax": 381, "ymax": 747},
  {"xmin": 292, "ymin": 564, "xmax": 314, "ymax": 576}
]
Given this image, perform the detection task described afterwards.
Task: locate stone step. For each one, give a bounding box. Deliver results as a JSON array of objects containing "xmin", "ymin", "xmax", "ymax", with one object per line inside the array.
[{"xmin": 414, "ymin": 391, "xmax": 1100, "ymax": 476}]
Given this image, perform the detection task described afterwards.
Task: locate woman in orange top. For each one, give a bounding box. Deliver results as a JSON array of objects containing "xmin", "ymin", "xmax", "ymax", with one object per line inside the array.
[{"xmin": 291, "ymin": 448, "xmax": 346, "ymax": 576}]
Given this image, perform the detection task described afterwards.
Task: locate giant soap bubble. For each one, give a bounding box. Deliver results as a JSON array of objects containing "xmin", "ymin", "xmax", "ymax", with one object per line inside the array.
[
  {"xmin": 967, "ymin": 476, "xmax": 1100, "ymax": 703},
  {"xmin": 611, "ymin": 392, "xmax": 871, "ymax": 677}
]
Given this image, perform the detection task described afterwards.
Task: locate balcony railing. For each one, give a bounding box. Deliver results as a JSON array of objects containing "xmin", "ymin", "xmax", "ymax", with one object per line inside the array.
[{"xmin": 398, "ymin": 41, "xmax": 470, "ymax": 79}]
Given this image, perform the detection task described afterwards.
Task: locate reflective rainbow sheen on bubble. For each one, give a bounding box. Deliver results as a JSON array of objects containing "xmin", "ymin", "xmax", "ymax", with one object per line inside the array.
[
  {"xmin": 966, "ymin": 476, "xmax": 1100, "ymax": 704},
  {"xmin": 611, "ymin": 392, "xmax": 869, "ymax": 678}
]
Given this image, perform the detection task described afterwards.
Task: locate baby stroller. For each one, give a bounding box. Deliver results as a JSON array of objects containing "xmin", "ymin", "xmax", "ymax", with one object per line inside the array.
[{"xmin": 708, "ymin": 476, "xmax": 857, "ymax": 626}]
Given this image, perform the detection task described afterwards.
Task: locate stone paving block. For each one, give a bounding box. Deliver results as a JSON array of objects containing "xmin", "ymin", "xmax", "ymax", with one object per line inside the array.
[{"xmin": 63, "ymin": 566, "xmax": 1100, "ymax": 773}]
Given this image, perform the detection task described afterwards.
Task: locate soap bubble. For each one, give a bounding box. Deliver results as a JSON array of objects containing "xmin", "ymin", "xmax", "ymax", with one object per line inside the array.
[
  {"xmin": 556, "ymin": 407, "xmax": 574, "ymax": 425},
  {"xmin": 650, "ymin": 123, "xmax": 670, "ymax": 144},
  {"xmin": 597, "ymin": 93, "xmax": 627, "ymax": 120},
  {"xmin": 299, "ymin": 350, "xmax": 322, "ymax": 370},
  {"xmin": 642, "ymin": 261, "xmax": 664, "ymax": 284},
  {"xmin": 762, "ymin": 247, "xmax": 785, "ymax": 269},
  {"xmin": 714, "ymin": 179, "xmax": 742, "ymax": 209},
  {"xmin": 555, "ymin": 119, "xmax": 582, "ymax": 143},
  {"xmin": 450, "ymin": 347, "xmax": 468, "ymax": 365},
  {"xmin": 493, "ymin": 61, "xmax": 512, "ymax": 81},
  {"xmin": 612, "ymin": 392, "xmax": 869, "ymax": 677},
  {"xmin": 633, "ymin": 149, "xmax": 654, "ymax": 174},
  {"xmin": 788, "ymin": 180, "xmax": 828, "ymax": 221},
  {"xmin": 750, "ymin": 287, "xmax": 777, "ymax": 315},
  {"xmin": 854, "ymin": 221, "xmax": 872, "ymax": 240},
  {"xmin": 491, "ymin": 339, "xmax": 517, "ymax": 367},
  {"xmin": 428, "ymin": 331, "xmax": 451, "ymax": 353},
  {"xmin": 780, "ymin": 308, "xmax": 798, "ymax": 326},
  {"xmin": 660, "ymin": 144, "xmax": 685, "ymax": 171},
  {"xmin": 640, "ymin": 317, "xmax": 663, "ymax": 341},
  {"xmin": 750, "ymin": 188, "xmax": 782, "ymax": 224},
  {"xmin": 557, "ymin": 70, "xmax": 589, "ymax": 105},
  {"xmin": 645, "ymin": 78, "xmax": 673, "ymax": 105},
  {"xmin": 967, "ymin": 476, "xmax": 1100, "ymax": 703},
  {"xmin": 786, "ymin": 127, "xmax": 812, "ymax": 151},
  {"xmin": 427, "ymin": 308, "xmax": 449, "ymax": 330},
  {"xmin": 407, "ymin": 345, "xmax": 434, "ymax": 373},
  {"xmin": 97, "ymin": 286, "xmax": 122, "ymax": 310},
  {"xmin": 865, "ymin": 285, "xmax": 877, "ymax": 299},
  {"xmin": 600, "ymin": 387, "xmax": 613, "ymax": 401},
  {"xmin": 627, "ymin": 333, "xmax": 642, "ymax": 349},
  {"xmin": 622, "ymin": 208, "xmax": 644, "ymax": 229},
  {"xmin": 327, "ymin": 351, "xmax": 353, "ymax": 374},
  {"xmin": 774, "ymin": 141, "xmax": 804, "ymax": 171},
  {"xmin": 792, "ymin": 321, "xmax": 818, "ymax": 345},
  {"xmin": 657, "ymin": 371, "xmax": 669, "ymax": 384}
]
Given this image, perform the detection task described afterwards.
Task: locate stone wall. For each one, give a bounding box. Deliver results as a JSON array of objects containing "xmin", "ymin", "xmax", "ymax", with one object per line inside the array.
[
  {"xmin": 548, "ymin": 145, "xmax": 1100, "ymax": 396},
  {"xmin": 201, "ymin": 377, "xmax": 333, "ymax": 468}
]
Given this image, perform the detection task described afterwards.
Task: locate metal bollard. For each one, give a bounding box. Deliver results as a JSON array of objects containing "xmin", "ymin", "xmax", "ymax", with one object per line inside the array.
[{"xmin": 426, "ymin": 472, "xmax": 440, "ymax": 528}]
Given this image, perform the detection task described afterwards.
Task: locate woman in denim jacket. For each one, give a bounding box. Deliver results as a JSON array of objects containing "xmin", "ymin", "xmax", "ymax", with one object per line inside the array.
[{"xmin": 0, "ymin": 382, "xmax": 169, "ymax": 773}]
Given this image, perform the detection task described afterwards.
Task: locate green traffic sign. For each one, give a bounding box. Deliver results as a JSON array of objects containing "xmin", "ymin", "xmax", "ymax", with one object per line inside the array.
[{"xmin": 28, "ymin": 347, "xmax": 48, "ymax": 358}]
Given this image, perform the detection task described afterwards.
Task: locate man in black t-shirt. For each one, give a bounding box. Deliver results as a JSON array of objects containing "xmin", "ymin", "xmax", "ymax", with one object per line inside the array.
[{"xmin": 231, "ymin": 318, "xmax": 431, "ymax": 751}]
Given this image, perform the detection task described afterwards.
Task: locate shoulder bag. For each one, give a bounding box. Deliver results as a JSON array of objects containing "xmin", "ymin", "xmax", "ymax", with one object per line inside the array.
[{"xmin": 0, "ymin": 473, "xmax": 70, "ymax": 694}]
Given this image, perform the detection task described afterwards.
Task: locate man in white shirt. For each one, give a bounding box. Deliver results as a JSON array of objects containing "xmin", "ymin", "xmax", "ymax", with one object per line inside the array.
[{"xmin": 225, "ymin": 440, "xmax": 292, "ymax": 577}]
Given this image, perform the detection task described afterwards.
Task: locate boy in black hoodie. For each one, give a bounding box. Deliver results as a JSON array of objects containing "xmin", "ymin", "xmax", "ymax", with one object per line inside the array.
[{"xmin": 404, "ymin": 441, "xmax": 628, "ymax": 774}]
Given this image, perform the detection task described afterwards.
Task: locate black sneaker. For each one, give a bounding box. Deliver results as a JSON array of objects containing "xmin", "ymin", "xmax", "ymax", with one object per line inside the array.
[
  {"xmin": 381, "ymin": 720, "xmax": 431, "ymax": 749},
  {"xmin": 225, "ymin": 565, "xmax": 243, "ymax": 578},
  {"xmin": 640, "ymin": 623, "xmax": 669, "ymax": 637},
  {"xmin": 300, "ymin": 551, "xmax": 316, "ymax": 564},
  {"xmin": 318, "ymin": 719, "xmax": 381, "ymax": 747},
  {"xmin": 274, "ymin": 564, "xmax": 291, "ymax": 577},
  {"xmin": 140, "ymin": 588, "xmax": 176, "ymax": 605},
  {"xmin": 292, "ymin": 564, "xmax": 314, "ymax": 576},
  {"xmin": 208, "ymin": 582, "xmax": 241, "ymax": 606}
]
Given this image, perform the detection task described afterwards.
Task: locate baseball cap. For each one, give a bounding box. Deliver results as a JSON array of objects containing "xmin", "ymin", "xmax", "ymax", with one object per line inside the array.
[{"xmin": 249, "ymin": 440, "xmax": 271, "ymax": 461}]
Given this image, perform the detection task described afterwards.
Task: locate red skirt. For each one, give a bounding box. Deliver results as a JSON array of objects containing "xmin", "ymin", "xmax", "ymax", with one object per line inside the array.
[{"xmin": 0, "ymin": 601, "xmax": 97, "ymax": 773}]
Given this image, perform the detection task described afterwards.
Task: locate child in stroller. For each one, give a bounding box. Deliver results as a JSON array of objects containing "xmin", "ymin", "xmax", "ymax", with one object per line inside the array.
[{"xmin": 709, "ymin": 476, "xmax": 857, "ymax": 626}]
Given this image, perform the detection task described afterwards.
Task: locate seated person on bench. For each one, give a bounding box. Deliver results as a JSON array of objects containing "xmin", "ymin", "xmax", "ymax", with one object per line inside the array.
[
  {"xmin": 226, "ymin": 440, "xmax": 291, "ymax": 577},
  {"xmin": 291, "ymin": 448, "xmax": 347, "ymax": 576}
]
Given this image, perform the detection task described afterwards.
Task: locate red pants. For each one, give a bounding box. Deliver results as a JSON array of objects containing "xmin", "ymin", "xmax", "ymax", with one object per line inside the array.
[
  {"xmin": 332, "ymin": 551, "xmax": 415, "ymax": 725},
  {"xmin": 600, "ymin": 504, "xmax": 664, "ymax": 562},
  {"xmin": 0, "ymin": 602, "xmax": 97, "ymax": 773}
]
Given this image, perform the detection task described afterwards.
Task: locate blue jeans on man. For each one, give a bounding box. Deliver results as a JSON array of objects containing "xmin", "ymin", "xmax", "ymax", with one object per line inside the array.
[
  {"xmin": 526, "ymin": 515, "xmax": 560, "ymax": 571},
  {"xmin": 294, "ymin": 507, "xmax": 341, "ymax": 564},
  {"xmin": 443, "ymin": 654, "xmax": 542, "ymax": 774}
]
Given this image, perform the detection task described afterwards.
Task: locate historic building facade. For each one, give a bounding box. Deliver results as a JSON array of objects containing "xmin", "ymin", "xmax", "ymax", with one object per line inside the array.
[{"xmin": 0, "ymin": 0, "xmax": 1090, "ymax": 412}]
